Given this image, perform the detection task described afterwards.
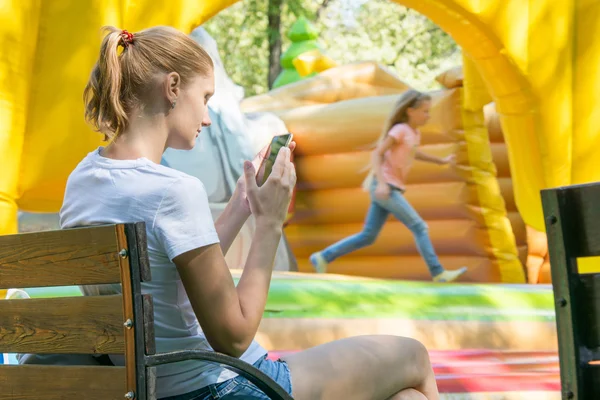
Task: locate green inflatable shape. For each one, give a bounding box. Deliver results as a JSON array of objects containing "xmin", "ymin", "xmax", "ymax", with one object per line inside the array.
[
  {"xmin": 273, "ymin": 68, "xmax": 303, "ymax": 88},
  {"xmin": 287, "ymin": 16, "xmax": 319, "ymax": 42},
  {"xmin": 280, "ymin": 40, "xmax": 320, "ymax": 69},
  {"xmin": 24, "ymin": 278, "xmax": 556, "ymax": 323},
  {"xmin": 273, "ymin": 17, "xmax": 325, "ymax": 88},
  {"xmin": 262, "ymin": 280, "xmax": 555, "ymax": 322}
]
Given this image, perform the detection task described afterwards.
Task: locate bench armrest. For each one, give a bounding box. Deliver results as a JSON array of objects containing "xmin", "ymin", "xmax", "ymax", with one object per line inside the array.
[{"xmin": 145, "ymin": 350, "xmax": 293, "ymax": 400}]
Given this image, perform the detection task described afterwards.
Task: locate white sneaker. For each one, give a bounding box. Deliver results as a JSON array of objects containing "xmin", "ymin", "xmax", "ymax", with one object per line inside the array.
[
  {"xmin": 433, "ymin": 267, "xmax": 468, "ymax": 282},
  {"xmin": 309, "ymin": 252, "xmax": 329, "ymax": 274}
]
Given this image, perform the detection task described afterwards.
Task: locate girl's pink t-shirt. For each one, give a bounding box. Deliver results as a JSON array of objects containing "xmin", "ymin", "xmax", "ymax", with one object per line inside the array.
[{"xmin": 381, "ymin": 123, "xmax": 420, "ymax": 190}]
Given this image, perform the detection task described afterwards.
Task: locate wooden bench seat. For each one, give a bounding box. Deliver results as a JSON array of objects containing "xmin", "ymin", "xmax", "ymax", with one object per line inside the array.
[{"xmin": 0, "ymin": 222, "xmax": 293, "ymax": 400}]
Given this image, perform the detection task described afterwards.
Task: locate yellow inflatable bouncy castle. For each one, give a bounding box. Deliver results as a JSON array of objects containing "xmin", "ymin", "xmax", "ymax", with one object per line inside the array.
[
  {"xmin": 243, "ymin": 61, "xmax": 526, "ymax": 283},
  {"xmin": 445, "ymin": 65, "xmax": 550, "ymax": 284},
  {"xmin": 243, "ymin": 60, "xmax": 560, "ymax": 283},
  {"xmin": 484, "ymin": 101, "xmax": 552, "ymax": 284},
  {"xmin": 243, "ymin": 59, "xmax": 563, "ymax": 283},
  {"xmin": 2, "ymin": 0, "xmax": 600, "ymax": 272}
]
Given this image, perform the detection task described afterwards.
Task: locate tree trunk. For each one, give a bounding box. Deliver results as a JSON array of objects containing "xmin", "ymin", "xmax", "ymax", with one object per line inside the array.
[
  {"xmin": 316, "ymin": 0, "xmax": 331, "ymax": 21},
  {"xmin": 267, "ymin": 0, "xmax": 283, "ymax": 89}
]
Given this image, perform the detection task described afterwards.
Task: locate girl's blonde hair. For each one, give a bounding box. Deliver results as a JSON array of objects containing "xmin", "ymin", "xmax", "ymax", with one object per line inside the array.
[
  {"xmin": 84, "ymin": 26, "xmax": 214, "ymax": 141},
  {"xmin": 376, "ymin": 89, "xmax": 431, "ymax": 144},
  {"xmin": 362, "ymin": 89, "xmax": 431, "ymax": 189}
]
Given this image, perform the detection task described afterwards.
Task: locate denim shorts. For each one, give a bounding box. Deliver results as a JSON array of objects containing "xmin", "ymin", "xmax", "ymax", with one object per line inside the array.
[{"xmin": 161, "ymin": 355, "xmax": 293, "ymax": 399}]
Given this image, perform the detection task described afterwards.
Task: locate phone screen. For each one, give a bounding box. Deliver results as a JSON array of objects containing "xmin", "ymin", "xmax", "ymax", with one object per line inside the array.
[{"xmin": 258, "ymin": 133, "xmax": 293, "ymax": 186}]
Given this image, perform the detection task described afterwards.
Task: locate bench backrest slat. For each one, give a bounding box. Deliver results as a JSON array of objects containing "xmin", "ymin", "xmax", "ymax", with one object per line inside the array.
[
  {"xmin": 542, "ymin": 183, "xmax": 600, "ymax": 399},
  {"xmin": 0, "ymin": 365, "xmax": 126, "ymax": 400},
  {"xmin": 0, "ymin": 225, "xmax": 122, "ymax": 288},
  {"xmin": 0, "ymin": 295, "xmax": 125, "ymax": 354},
  {"xmin": 544, "ymin": 183, "xmax": 600, "ymax": 257}
]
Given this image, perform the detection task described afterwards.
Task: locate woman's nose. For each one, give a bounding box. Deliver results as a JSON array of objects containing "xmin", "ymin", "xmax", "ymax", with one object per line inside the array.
[{"xmin": 202, "ymin": 113, "xmax": 212, "ymax": 127}]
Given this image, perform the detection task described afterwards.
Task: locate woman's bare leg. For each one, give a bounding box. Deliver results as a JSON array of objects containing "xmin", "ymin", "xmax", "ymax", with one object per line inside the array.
[{"xmin": 282, "ymin": 335, "xmax": 439, "ymax": 400}]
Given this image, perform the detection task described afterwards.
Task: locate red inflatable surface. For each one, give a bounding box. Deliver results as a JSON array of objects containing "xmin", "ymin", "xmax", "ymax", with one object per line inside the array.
[{"xmin": 267, "ymin": 349, "xmax": 560, "ymax": 394}]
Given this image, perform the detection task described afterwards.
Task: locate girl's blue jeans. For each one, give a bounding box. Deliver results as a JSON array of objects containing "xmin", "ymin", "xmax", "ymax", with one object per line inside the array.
[{"xmin": 320, "ymin": 182, "xmax": 444, "ymax": 277}]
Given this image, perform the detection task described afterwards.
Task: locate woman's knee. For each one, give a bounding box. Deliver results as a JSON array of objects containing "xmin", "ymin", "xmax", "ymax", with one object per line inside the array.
[
  {"xmin": 389, "ymin": 336, "xmax": 432, "ymax": 385},
  {"xmin": 404, "ymin": 336, "xmax": 430, "ymax": 364}
]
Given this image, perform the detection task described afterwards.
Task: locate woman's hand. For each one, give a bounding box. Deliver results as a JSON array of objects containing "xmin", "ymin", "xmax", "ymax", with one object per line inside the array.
[
  {"xmin": 243, "ymin": 146, "xmax": 296, "ymax": 227},
  {"xmin": 232, "ymin": 141, "xmax": 296, "ymax": 215},
  {"xmin": 374, "ymin": 182, "xmax": 391, "ymax": 201}
]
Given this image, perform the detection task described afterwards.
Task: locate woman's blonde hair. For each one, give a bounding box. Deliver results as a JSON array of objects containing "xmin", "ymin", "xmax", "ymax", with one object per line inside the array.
[
  {"xmin": 362, "ymin": 89, "xmax": 431, "ymax": 189},
  {"xmin": 84, "ymin": 26, "xmax": 214, "ymax": 141}
]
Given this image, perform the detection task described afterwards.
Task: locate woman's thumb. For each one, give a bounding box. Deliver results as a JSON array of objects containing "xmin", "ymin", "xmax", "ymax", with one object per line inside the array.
[{"xmin": 243, "ymin": 161, "xmax": 258, "ymax": 189}]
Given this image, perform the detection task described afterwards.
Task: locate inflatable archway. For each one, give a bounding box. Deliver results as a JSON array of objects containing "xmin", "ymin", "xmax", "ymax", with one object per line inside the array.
[
  {"xmin": 198, "ymin": 0, "xmax": 600, "ymax": 234},
  {"xmin": 1, "ymin": 0, "xmax": 600, "ymax": 238}
]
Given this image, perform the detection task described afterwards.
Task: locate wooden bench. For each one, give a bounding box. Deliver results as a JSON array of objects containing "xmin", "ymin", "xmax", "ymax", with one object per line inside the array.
[
  {"xmin": 542, "ymin": 183, "xmax": 600, "ymax": 399},
  {"xmin": 0, "ymin": 222, "xmax": 293, "ymax": 400}
]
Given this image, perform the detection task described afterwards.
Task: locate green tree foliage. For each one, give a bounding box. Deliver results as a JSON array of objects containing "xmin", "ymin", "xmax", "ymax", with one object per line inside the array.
[{"xmin": 203, "ymin": 0, "xmax": 461, "ymax": 96}]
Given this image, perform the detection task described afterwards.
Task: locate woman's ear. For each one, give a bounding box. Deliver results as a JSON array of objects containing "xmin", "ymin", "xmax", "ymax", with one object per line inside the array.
[{"xmin": 165, "ymin": 72, "xmax": 181, "ymax": 103}]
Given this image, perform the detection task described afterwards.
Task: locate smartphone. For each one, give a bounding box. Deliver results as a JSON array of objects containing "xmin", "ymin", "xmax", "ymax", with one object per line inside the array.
[{"xmin": 257, "ymin": 133, "xmax": 293, "ymax": 186}]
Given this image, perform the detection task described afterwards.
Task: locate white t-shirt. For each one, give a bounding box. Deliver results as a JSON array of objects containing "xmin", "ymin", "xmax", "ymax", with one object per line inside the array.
[{"xmin": 59, "ymin": 148, "xmax": 266, "ymax": 398}]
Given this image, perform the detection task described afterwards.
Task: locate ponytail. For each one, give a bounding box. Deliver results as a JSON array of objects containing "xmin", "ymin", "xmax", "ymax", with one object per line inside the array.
[{"xmin": 84, "ymin": 27, "xmax": 129, "ymax": 141}]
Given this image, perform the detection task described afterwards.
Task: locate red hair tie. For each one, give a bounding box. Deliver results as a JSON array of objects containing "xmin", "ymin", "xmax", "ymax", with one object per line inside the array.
[{"xmin": 120, "ymin": 30, "xmax": 134, "ymax": 48}]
